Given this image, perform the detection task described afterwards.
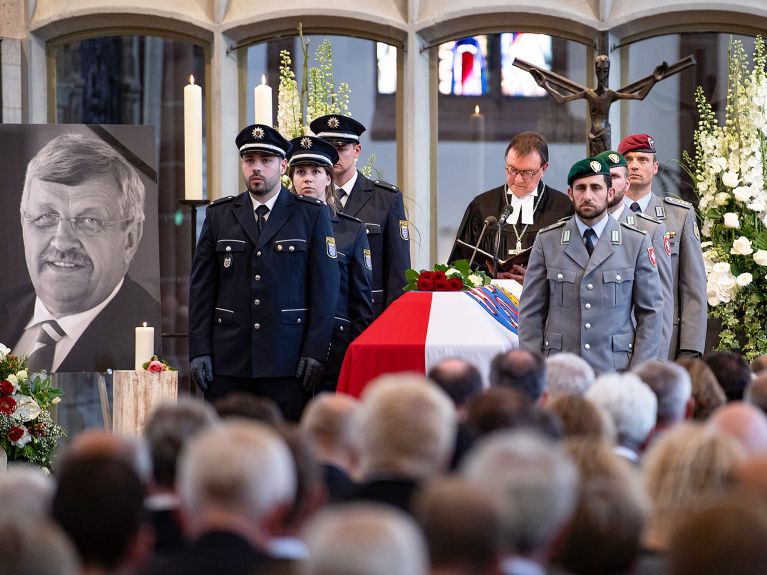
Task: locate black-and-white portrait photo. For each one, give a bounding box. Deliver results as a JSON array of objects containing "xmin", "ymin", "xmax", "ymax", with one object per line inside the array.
[{"xmin": 0, "ymin": 124, "xmax": 161, "ymax": 373}]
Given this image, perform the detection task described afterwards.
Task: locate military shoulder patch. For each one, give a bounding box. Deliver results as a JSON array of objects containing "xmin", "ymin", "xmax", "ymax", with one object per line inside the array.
[
  {"xmin": 663, "ymin": 195, "xmax": 692, "ymax": 208},
  {"xmin": 648, "ymin": 246, "xmax": 657, "ymax": 267},
  {"xmin": 208, "ymin": 195, "xmax": 235, "ymax": 206},
  {"xmin": 399, "ymin": 220, "xmax": 410, "ymax": 241},
  {"xmin": 540, "ymin": 219, "xmax": 568, "ymax": 234},
  {"xmin": 635, "ymin": 211, "xmax": 661, "ymax": 224},
  {"xmin": 363, "ymin": 248, "xmax": 373, "ymax": 270},
  {"xmin": 373, "ymin": 180, "xmax": 400, "ymax": 193},
  {"xmin": 620, "ymin": 221, "xmax": 647, "ymax": 234},
  {"xmin": 326, "ymin": 237, "xmax": 337, "ymax": 258}
]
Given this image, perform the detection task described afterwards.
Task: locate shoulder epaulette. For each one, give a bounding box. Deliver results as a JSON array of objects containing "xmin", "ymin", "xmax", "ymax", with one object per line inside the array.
[
  {"xmin": 540, "ymin": 218, "xmax": 569, "ymax": 233},
  {"xmin": 373, "ymin": 180, "xmax": 400, "ymax": 193},
  {"xmin": 208, "ymin": 195, "xmax": 235, "ymax": 206},
  {"xmin": 338, "ymin": 212, "xmax": 363, "ymax": 224},
  {"xmin": 634, "ymin": 211, "xmax": 661, "ymax": 224},
  {"xmin": 663, "ymin": 195, "xmax": 692, "ymax": 209},
  {"xmin": 295, "ymin": 195, "xmax": 324, "ymax": 207},
  {"xmin": 620, "ymin": 221, "xmax": 647, "ymax": 234}
]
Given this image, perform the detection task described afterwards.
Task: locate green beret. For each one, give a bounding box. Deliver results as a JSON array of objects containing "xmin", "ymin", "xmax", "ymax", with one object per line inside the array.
[
  {"xmin": 567, "ymin": 157, "xmax": 612, "ymax": 186},
  {"xmin": 595, "ymin": 150, "xmax": 627, "ymax": 168}
]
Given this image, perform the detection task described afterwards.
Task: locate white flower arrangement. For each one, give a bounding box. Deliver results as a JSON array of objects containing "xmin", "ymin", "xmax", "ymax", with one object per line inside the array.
[{"xmin": 685, "ymin": 36, "xmax": 767, "ymax": 358}]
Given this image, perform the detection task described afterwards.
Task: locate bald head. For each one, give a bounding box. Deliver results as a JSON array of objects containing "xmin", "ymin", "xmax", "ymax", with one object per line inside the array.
[
  {"xmin": 709, "ymin": 402, "xmax": 767, "ymax": 455},
  {"xmin": 301, "ymin": 393, "xmax": 360, "ymax": 461},
  {"xmin": 427, "ymin": 357, "xmax": 484, "ymax": 410},
  {"xmin": 735, "ymin": 456, "xmax": 767, "ymax": 499}
]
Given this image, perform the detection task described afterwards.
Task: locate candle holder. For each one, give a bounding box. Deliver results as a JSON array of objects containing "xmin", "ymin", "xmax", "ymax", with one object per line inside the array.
[{"xmin": 179, "ymin": 199, "xmax": 209, "ymax": 260}]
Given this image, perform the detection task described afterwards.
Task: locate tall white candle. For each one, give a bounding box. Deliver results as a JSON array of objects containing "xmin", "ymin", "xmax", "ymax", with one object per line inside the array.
[
  {"xmin": 135, "ymin": 322, "xmax": 154, "ymax": 371},
  {"xmin": 184, "ymin": 75, "xmax": 203, "ymax": 200},
  {"xmin": 254, "ymin": 74, "xmax": 273, "ymax": 127}
]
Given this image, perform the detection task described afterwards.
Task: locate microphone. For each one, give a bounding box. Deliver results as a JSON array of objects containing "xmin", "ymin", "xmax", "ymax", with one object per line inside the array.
[
  {"xmin": 469, "ymin": 216, "xmax": 497, "ymax": 268},
  {"xmin": 493, "ymin": 205, "xmax": 513, "ymax": 277}
]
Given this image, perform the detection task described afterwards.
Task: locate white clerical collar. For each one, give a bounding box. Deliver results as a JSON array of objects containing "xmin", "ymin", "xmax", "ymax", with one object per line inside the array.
[
  {"xmin": 507, "ymin": 185, "xmax": 540, "ymax": 225},
  {"xmin": 20, "ymin": 278, "xmax": 124, "ymax": 371}
]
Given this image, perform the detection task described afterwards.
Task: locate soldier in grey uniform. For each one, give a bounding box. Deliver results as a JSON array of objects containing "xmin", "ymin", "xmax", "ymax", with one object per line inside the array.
[
  {"xmin": 598, "ymin": 150, "xmax": 674, "ymax": 359},
  {"xmin": 518, "ymin": 157, "xmax": 663, "ymax": 374},
  {"xmin": 618, "ymin": 133, "xmax": 707, "ymax": 359}
]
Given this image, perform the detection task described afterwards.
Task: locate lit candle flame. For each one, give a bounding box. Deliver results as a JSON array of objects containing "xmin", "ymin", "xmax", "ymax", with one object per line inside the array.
[
  {"xmin": 189, "ymin": 75, "xmax": 195, "ymax": 85},
  {"xmin": 474, "ymin": 105, "xmax": 480, "ymax": 115},
  {"xmin": 143, "ymin": 322, "xmax": 147, "ymax": 328},
  {"xmin": 261, "ymin": 74, "xmax": 267, "ymax": 85}
]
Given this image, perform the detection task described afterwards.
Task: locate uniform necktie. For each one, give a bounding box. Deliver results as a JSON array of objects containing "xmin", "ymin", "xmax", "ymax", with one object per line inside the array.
[
  {"xmin": 338, "ymin": 188, "xmax": 348, "ymax": 208},
  {"xmin": 26, "ymin": 320, "xmax": 66, "ymax": 372},
  {"xmin": 630, "ymin": 201, "xmax": 641, "ymax": 213},
  {"xmin": 255, "ymin": 205, "xmax": 269, "ymax": 236},
  {"xmin": 584, "ymin": 228, "xmax": 596, "ymax": 256}
]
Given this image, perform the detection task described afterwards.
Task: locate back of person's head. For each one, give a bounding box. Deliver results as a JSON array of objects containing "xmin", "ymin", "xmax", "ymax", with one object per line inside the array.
[
  {"xmin": 564, "ymin": 438, "xmax": 637, "ymax": 485},
  {"xmin": 51, "ymin": 455, "xmax": 147, "ymax": 571},
  {"xmin": 545, "ymin": 353, "xmax": 596, "ymax": 398},
  {"xmin": 300, "ymin": 392, "xmax": 359, "ymax": 457},
  {"xmin": 462, "ymin": 430, "xmax": 578, "ymax": 556},
  {"xmin": 0, "ymin": 517, "xmax": 80, "ymax": 575},
  {"xmin": 586, "ymin": 372, "xmax": 657, "ymax": 452},
  {"xmin": 633, "ymin": 360, "xmax": 692, "ymax": 426},
  {"xmin": 177, "ymin": 420, "xmax": 295, "ymax": 534},
  {"xmin": 143, "ymin": 396, "xmax": 219, "ymax": 489},
  {"xmin": 213, "ymin": 392, "xmax": 284, "ymax": 425},
  {"xmin": 708, "ymin": 401, "xmax": 767, "ymax": 455},
  {"xmin": 466, "ymin": 387, "xmax": 562, "ymax": 439},
  {"xmin": 57, "ymin": 429, "xmax": 151, "ymax": 483},
  {"xmin": 669, "ymin": 493, "xmax": 767, "ymax": 575},
  {"xmin": 546, "ymin": 394, "xmax": 615, "ymax": 441},
  {"xmin": 0, "ymin": 465, "xmax": 54, "ymax": 518},
  {"xmin": 676, "ymin": 357, "xmax": 726, "ymax": 420},
  {"xmin": 745, "ymin": 372, "xmax": 767, "ymax": 416},
  {"xmin": 751, "ymin": 353, "xmax": 767, "ymax": 375},
  {"xmin": 358, "ymin": 373, "xmax": 456, "ymax": 479},
  {"xmin": 643, "ymin": 422, "xmax": 745, "ymax": 548},
  {"xmin": 303, "ymin": 504, "xmax": 428, "ymax": 575},
  {"xmin": 490, "ymin": 349, "xmax": 547, "ymax": 402},
  {"xmin": 414, "ymin": 478, "xmax": 502, "ymax": 574},
  {"xmin": 704, "ymin": 351, "xmax": 752, "ymax": 402},
  {"xmin": 427, "ymin": 357, "xmax": 484, "ymax": 410}
]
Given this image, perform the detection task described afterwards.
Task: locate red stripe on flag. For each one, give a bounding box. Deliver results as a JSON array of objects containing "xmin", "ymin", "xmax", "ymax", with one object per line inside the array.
[{"xmin": 337, "ymin": 292, "xmax": 432, "ymax": 397}]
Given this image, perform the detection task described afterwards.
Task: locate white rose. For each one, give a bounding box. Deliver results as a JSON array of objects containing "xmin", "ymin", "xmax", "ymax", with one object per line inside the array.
[
  {"xmin": 14, "ymin": 370, "xmax": 27, "ymax": 383},
  {"xmin": 731, "ymin": 236, "xmax": 754, "ymax": 255},
  {"xmin": 444, "ymin": 268, "xmax": 460, "ymax": 278},
  {"xmin": 712, "ymin": 262, "xmax": 731, "ymax": 274},
  {"xmin": 722, "ymin": 171, "xmax": 740, "ymax": 188},
  {"xmin": 733, "ymin": 186, "xmax": 752, "ymax": 202},
  {"xmin": 715, "ymin": 192, "xmax": 730, "ymax": 206},
  {"xmin": 754, "ymin": 250, "xmax": 767, "ymax": 266},
  {"xmin": 737, "ymin": 272, "xmax": 753, "ymax": 287},
  {"xmin": 468, "ymin": 274, "xmax": 483, "ymax": 287},
  {"xmin": 723, "ymin": 212, "xmax": 740, "ymax": 228}
]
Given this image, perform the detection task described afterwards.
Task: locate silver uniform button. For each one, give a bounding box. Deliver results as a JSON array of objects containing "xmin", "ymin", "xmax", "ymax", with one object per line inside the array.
[
  {"xmin": 288, "ymin": 246, "xmax": 295, "ymax": 252},
  {"xmin": 226, "ymin": 246, "xmax": 232, "ymax": 252},
  {"xmin": 217, "ymin": 318, "xmax": 222, "ymax": 324},
  {"xmin": 297, "ymin": 318, "xmax": 302, "ymax": 324},
  {"xmin": 256, "ymin": 251, "xmax": 262, "ymax": 256},
  {"xmin": 545, "ymin": 340, "xmax": 549, "ymax": 346},
  {"xmin": 584, "ymin": 343, "xmax": 591, "ymax": 350},
  {"xmin": 629, "ymin": 343, "xmax": 633, "ymax": 349},
  {"xmin": 616, "ymin": 274, "xmax": 622, "ymax": 280},
  {"xmin": 585, "ymin": 323, "xmax": 591, "ymax": 329},
  {"xmin": 557, "ymin": 273, "xmax": 563, "ymax": 280},
  {"xmin": 254, "ymin": 299, "xmax": 260, "ymax": 306},
  {"xmin": 585, "ymin": 303, "xmax": 592, "ymax": 309},
  {"xmin": 255, "ymin": 275, "xmax": 261, "ymax": 281},
  {"xmin": 340, "ymin": 326, "xmax": 344, "ymax": 332},
  {"xmin": 587, "ymin": 283, "xmax": 593, "ymax": 290},
  {"xmin": 254, "ymin": 323, "xmax": 260, "ymax": 330}
]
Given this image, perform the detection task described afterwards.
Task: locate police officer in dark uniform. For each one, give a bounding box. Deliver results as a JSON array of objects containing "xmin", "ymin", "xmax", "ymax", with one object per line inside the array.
[
  {"xmin": 287, "ymin": 135, "xmax": 374, "ymax": 392},
  {"xmin": 310, "ymin": 114, "xmax": 411, "ymax": 317},
  {"xmin": 188, "ymin": 124, "xmax": 340, "ymax": 420}
]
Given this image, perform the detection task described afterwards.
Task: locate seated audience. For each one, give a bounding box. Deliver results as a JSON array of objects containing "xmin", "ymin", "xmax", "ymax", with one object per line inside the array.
[
  {"xmin": 462, "ymin": 430, "xmax": 579, "ymax": 575},
  {"xmin": 57, "ymin": 429, "xmax": 151, "ymax": 482},
  {"xmin": 676, "ymin": 357, "xmax": 726, "ymax": 420},
  {"xmin": 704, "ymin": 351, "xmax": 752, "ymax": 402},
  {"xmin": 427, "ymin": 357, "xmax": 484, "ymax": 417},
  {"xmin": 414, "ymin": 478, "xmax": 502, "ymax": 575},
  {"xmin": 213, "ymin": 392, "xmax": 284, "ymax": 425},
  {"xmin": 300, "ymin": 392, "xmax": 361, "ymax": 502},
  {"xmin": 633, "ymin": 360, "xmax": 693, "ymax": 436},
  {"xmin": 0, "ymin": 465, "xmax": 54, "ymax": 519},
  {"xmin": 546, "ymin": 394, "xmax": 615, "ymax": 441},
  {"xmin": 585, "ymin": 373, "xmax": 657, "ymax": 464},
  {"xmin": 544, "ymin": 353, "xmax": 596, "ymax": 400},
  {"xmin": 745, "ymin": 372, "xmax": 767, "ymax": 416},
  {"xmin": 345, "ymin": 373, "xmax": 456, "ymax": 513},
  {"xmin": 750, "ymin": 353, "xmax": 767, "ymax": 375},
  {"xmin": 302, "ymin": 504, "xmax": 428, "ymax": 575},
  {"xmin": 708, "ymin": 402, "xmax": 767, "ymax": 455},
  {"xmin": 0, "ymin": 517, "xmax": 80, "ymax": 575},
  {"xmin": 466, "ymin": 387, "xmax": 563, "ymax": 440},
  {"xmin": 490, "ymin": 349, "xmax": 547, "ymax": 403}
]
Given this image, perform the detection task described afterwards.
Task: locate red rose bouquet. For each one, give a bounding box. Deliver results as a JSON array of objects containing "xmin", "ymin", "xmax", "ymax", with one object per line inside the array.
[{"xmin": 404, "ymin": 259, "xmax": 492, "ymax": 292}]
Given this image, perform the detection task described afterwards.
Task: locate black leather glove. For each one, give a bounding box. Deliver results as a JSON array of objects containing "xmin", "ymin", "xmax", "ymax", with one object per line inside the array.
[
  {"xmin": 676, "ymin": 349, "xmax": 703, "ymax": 360},
  {"xmin": 190, "ymin": 355, "xmax": 213, "ymax": 393},
  {"xmin": 296, "ymin": 357, "xmax": 324, "ymax": 391}
]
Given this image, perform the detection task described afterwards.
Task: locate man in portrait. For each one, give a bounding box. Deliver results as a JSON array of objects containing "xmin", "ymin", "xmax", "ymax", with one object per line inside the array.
[{"xmin": 0, "ymin": 132, "xmax": 160, "ymax": 373}]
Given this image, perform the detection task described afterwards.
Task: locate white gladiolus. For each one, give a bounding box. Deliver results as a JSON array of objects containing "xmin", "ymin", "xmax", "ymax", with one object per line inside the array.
[
  {"xmin": 731, "ymin": 236, "xmax": 754, "ymax": 255},
  {"xmin": 723, "ymin": 212, "xmax": 740, "ymax": 228},
  {"xmin": 737, "ymin": 272, "xmax": 753, "ymax": 287},
  {"xmin": 722, "ymin": 171, "xmax": 740, "ymax": 188}
]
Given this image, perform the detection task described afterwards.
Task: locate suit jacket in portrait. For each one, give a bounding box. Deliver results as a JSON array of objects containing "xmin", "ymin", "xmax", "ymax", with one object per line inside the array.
[
  {"xmin": 342, "ymin": 170, "xmax": 410, "ymax": 316},
  {"xmin": 644, "ymin": 194, "xmax": 707, "ymax": 358},
  {"xmin": 0, "ymin": 276, "xmax": 160, "ymax": 372},
  {"xmin": 449, "ymin": 182, "xmax": 574, "ymax": 272},
  {"xmin": 188, "ymin": 188, "xmax": 340, "ymax": 379},
  {"xmin": 518, "ymin": 216, "xmax": 663, "ymax": 374}
]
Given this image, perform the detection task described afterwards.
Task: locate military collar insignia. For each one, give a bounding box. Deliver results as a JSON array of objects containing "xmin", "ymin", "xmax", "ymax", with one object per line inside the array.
[
  {"xmin": 611, "ymin": 229, "xmax": 621, "ymax": 244},
  {"xmin": 561, "ymin": 228, "xmax": 571, "ymax": 244},
  {"xmin": 328, "ymin": 117, "xmax": 340, "ymax": 128},
  {"xmin": 626, "ymin": 215, "xmax": 636, "ymax": 226},
  {"xmin": 655, "ymin": 205, "xmax": 666, "ymax": 219},
  {"xmin": 252, "ymin": 126, "xmax": 265, "ymax": 139}
]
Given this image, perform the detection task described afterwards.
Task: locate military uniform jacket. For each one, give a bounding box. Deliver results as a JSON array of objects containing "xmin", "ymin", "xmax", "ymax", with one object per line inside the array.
[
  {"xmin": 342, "ymin": 170, "xmax": 411, "ymax": 317},
  {"xmin": 620, "ymin": 210, "xmax": 674, "ymax": 359},
  {"xmin": 518, "ymin": 216, "xmax": 663, "ymax": 373},
  {"xmin": 645, "ymin": 194, "xmax": 707, "ymax": 358},
  {"xmin": 188, "ymin": 188, "xmax": 340, "ymax": 379},
  {"xmin": 327, "ymin": 210, "xmax": 374, "ymax": 376},
  {"xmin": 448, "ymin": 182, "xmax": 574, "ymax": 271}
]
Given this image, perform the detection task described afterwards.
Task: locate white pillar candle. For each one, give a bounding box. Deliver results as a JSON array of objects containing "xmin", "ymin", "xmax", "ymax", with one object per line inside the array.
[
  {"xmin": 254, "ymin": 74, "xmax": 273, "ymax": 127},
  {"xmin": 184, "ymin": 75, "xmax": 203, "ymax": 200},
  {"xmin": 135, "ymin": 322, "xmax": 155, "ymax": 371}
]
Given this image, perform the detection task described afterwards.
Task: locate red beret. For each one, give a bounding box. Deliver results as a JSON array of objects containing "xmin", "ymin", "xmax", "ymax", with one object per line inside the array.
[{"xmin": 617, "ymin": 133, "xmax": 656, "ymax": 155}]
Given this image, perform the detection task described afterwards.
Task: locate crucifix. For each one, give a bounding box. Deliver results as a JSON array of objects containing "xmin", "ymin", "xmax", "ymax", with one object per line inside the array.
[{"xmin": 513, "ymin": 52, "xmax": 696, "ymax": 156}]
